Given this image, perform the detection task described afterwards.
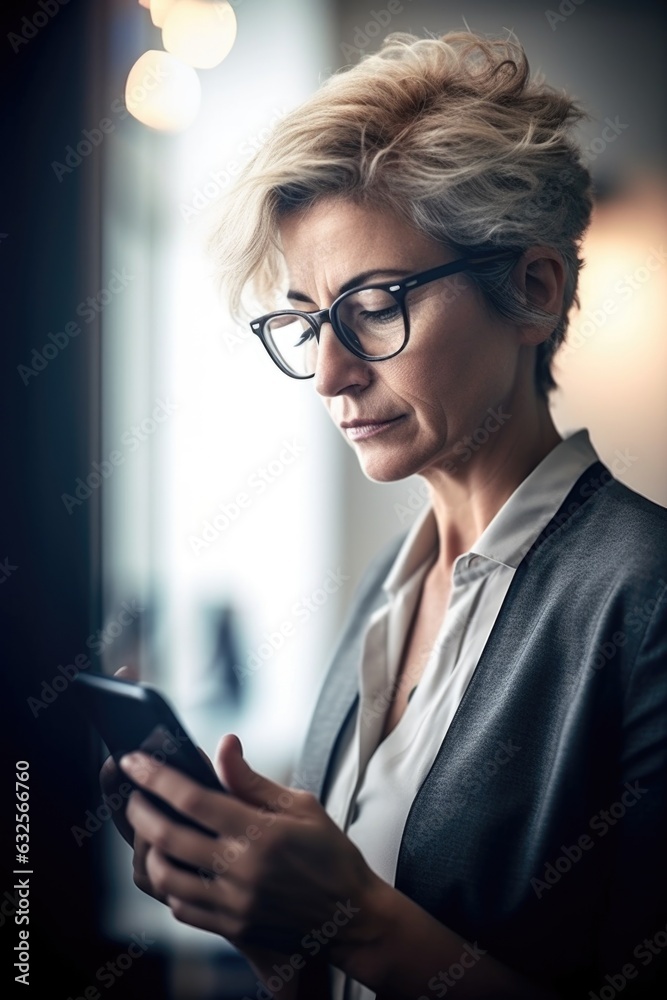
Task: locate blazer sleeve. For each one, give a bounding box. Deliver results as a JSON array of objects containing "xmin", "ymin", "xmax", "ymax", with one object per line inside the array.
[{"xmin": 597, "ymin": 579, "xmax": 667, "ymax": 994}]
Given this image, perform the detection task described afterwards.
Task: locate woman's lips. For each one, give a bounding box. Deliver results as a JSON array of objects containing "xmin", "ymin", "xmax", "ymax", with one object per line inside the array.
[{"xmin": 342, "ymin": 415, "xmax": 406, "ymax": 441}]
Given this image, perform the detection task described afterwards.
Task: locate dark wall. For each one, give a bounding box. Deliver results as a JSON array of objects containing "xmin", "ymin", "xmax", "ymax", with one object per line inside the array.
[{"xmin": 0, "ymin": 2, "xmax": 166, "ymax": 995}]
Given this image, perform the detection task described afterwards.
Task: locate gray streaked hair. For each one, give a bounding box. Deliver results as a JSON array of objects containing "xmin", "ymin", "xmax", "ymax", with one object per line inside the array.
[{"xmin": 209, "ymin": 30, "xmax": 594, "ymax": 395}]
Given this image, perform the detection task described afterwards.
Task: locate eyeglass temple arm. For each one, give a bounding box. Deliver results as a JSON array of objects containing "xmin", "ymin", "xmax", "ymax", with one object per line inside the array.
[{"xmin": 403, "ymin": 250, "xmax": 521, "ymax": 292}]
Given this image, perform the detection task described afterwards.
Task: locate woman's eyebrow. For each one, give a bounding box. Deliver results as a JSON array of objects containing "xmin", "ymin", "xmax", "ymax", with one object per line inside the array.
[{"xmin": 287, "ymin": 268, "xmax": 412, "ymax": 304}]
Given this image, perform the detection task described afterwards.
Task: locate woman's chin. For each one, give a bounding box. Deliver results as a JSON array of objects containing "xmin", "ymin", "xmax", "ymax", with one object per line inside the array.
[{"xmin": 357, "ymin": 453, "xmax": 421, "ymax": 484}]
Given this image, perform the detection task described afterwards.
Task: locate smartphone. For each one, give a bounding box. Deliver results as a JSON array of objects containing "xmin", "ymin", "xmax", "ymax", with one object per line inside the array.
[{"xmin": 73, "ymin": 672, "xmax": 226, "ymax": 834}]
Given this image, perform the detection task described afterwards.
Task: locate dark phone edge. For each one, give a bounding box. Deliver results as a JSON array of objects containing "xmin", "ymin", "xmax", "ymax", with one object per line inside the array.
[{"xmin": 71, "ymin": 673, "xmax": 226, "ymax": 793}]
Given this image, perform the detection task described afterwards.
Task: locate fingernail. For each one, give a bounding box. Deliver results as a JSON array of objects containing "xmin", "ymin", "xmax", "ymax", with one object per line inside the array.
[{"xmin": 119, "ymin": 753, "xmax": 140, "ymax": 771}]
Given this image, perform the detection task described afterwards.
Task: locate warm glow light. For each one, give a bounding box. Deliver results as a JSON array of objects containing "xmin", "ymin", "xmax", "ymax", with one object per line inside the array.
[
  {"xmin": 552, "ymin": 180, "xmax": 667, "ymax": 505},
  {"xmin": 162, "ymin": 0, "xmax": 237, "ymax": 69},
  {"xmin": 125, "ymin": 50, "xmax": 201, "ymax": 132},
  {"xmin": 138, "ymin": 0, "xmax": 150, "ymax": 9},
  {"xmin": 150, "ymin": 0, "xmax": 177, "ymax": 27}
]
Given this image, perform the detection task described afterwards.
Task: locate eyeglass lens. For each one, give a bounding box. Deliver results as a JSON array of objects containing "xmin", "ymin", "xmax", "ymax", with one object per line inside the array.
[{"xmin": 263, "ymin": 287, "xmax": 405, "ymax": 376}]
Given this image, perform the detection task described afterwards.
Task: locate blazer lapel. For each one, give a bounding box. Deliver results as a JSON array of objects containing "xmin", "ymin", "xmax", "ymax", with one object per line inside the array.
[{"xmin": 291, "ymin": 548, "xmax": 399, "ymax": 798}]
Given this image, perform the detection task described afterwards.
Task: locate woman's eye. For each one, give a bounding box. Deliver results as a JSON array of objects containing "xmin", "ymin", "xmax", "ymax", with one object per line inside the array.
[{"xmin": 360, "ymin": 306, "xmax": 400, "ymax": 324}]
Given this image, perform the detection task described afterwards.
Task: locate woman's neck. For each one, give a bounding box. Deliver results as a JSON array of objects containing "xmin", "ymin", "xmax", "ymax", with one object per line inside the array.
[{"xmin": 421, "ymin": 394, "xmax": 562, "ymax": 573}]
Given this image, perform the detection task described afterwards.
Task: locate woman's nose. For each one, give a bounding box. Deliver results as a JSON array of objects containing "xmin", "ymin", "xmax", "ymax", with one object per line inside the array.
[{"xmin": 313, "ymin": 321, "xmax": 371, "ymax": 398}]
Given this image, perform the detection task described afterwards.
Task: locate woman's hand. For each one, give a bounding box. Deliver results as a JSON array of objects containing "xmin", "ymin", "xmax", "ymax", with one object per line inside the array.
[
  {"xmin": 106, "ymin": 718, "xmax": 550, "ymax": 998},
  {"xmin": 98, "ymin": 666, "xmax": 168, "ymax": 903},
  {"xmin": 119, "ymin": 734, "xmax": 377, "ymax": 988}
]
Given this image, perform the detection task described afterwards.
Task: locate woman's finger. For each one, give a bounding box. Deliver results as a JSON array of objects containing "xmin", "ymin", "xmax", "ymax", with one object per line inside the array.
[
  {"xmin": 120, "ymin": 752, "xmax": 258, "ymax": 836},
  {"xmin": 125, "ymin": 790, "xmax": 223, "ymax": 868},
  {"xmin": 145, "ymin": 846, "xmax": 250, "ymax": 912},
  {"xmin": 99, "ymin": 754, "xmax": 135, "ymax": 844},
  {"xmin": 215, "ymin": 734, "xmax": 296, "ymax": 813}
]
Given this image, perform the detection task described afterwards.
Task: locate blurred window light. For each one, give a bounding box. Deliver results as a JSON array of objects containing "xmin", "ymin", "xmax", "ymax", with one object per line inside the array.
[{"xmin": 102, "ymin": 0, "xmax": 338, "ymax": 958}]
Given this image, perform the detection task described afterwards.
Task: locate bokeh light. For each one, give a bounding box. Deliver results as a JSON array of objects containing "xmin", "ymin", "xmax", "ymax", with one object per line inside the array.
[
  {"xmin": 162, "ymin": 0, "xmax": 237, "ymax": 69},
  {"xmin": 125, "ymin": 49, "xmax": 201, "ymax": 132}
]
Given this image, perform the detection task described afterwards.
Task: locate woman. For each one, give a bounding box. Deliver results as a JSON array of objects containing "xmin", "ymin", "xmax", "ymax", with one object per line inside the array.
[{"xmin": 104, "ymin": 31, "xmax": 667, "ymax": 999}]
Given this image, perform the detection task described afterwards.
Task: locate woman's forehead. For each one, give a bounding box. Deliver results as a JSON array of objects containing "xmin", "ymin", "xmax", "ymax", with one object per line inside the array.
[{"xmin": 278, "ymin": 197, "xmax": 444, "ymax": 293}]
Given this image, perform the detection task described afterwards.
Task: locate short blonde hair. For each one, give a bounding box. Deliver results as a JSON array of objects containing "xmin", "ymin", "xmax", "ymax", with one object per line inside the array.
[{"xmin": 210, "ymin": 30, "xmax": 594, "ymax": 395}]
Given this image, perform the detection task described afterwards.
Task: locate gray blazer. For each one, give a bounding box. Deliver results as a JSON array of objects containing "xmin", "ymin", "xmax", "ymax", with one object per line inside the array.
[{"xmin": 292, "ymin": 462, "xmax": 667, "ymax": 997}]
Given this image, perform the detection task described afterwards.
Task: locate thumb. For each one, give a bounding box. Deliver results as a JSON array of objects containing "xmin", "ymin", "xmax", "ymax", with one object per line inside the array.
[{"xmin": 215, "ymin": 734, "xmax": 291, "ymax": 810}]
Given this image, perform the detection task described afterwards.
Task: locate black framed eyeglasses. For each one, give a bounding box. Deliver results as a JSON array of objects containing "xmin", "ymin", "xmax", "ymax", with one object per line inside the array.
[{"xmin": 249, "ymin": 250, "xmax": 519, "ymax": 379}]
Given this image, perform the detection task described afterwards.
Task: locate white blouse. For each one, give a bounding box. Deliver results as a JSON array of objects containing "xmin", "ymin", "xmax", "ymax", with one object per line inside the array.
[{"xmin": 325, "ymin": 430, "xmax": 599, "ymax": 1000}]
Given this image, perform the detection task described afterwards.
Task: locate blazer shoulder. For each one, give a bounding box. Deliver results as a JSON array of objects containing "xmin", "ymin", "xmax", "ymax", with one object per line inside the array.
[
  {"xmin": 596, "ymin": 476, "xmax": 667, "ymax": 565},
  {"xmin": 605, "ymin": 475, "xmax": 667, "ymax": 525},
  {"xmin": 533, "ymin": 467, "xmax": 667, "ymax": 590}
]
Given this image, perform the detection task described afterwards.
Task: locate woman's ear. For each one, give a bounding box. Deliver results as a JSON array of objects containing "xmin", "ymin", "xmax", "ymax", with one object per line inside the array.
[{"xmin": 513, "ymin": 247, "xmax": 565, "ymax": 345}]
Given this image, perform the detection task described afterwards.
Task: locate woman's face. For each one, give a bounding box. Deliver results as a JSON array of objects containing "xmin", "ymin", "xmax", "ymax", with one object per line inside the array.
[{"xmin": 278, "ymin": 196, "xmax": 537, "ymax": 483}]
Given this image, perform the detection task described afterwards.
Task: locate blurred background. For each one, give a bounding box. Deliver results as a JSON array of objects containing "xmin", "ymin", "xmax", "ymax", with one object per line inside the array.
[{"xmin": 2, "ymin": 0, "xmax": 665, "ymax": 997}]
